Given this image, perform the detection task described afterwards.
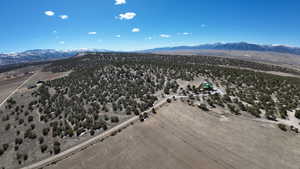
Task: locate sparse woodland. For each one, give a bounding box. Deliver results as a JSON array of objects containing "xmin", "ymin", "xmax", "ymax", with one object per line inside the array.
[{"xmin": 0, "ymin": 53, "xmax": 300, "ymax": 169}]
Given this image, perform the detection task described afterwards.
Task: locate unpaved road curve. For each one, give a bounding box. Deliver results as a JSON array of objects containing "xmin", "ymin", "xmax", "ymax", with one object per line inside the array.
[{"xmin": 20, "ymin": 96, "xmax": 176, "ymax": 169}]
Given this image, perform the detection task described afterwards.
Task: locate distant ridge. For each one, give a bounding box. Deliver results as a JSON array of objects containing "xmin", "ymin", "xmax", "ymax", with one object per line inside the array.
[
  {"xmin": 0, "ymin": 49, "xmax": 112, "ymax": 65},
  {"xmin": 1, "ymin": 42, "xmax": 300, "ymax": 66},
  {"xmin": 142, "ymin": 42, "xmax": 300, "ymax": 55}
]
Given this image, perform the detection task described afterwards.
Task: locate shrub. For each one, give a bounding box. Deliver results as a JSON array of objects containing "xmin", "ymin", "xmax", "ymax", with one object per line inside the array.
[
  {"xmin": 27, "ymin": 116, "xmax": 34, "ymax": 123},
  {"xmin": 42, "ymin": 128, "xmax": 50, "ymax": 136},
  {"xmin": 53, "ymin": 141, "xmax": 60, "ymax": 147},
  {"xmin": 295, "ymin": 110, "xmax": 300, "ymax": 119},
  {"xmin": 265, "ymin": 110, "xmax": 277, "ymax": 121},
  {"xmin": 139, "ymin": 114, "xmax": 144, "ymax": 122},
  {"xmin": 104, "ymin": 115, "xmax": 109, "ymax": 121},
  {"xmin": 2, "ymin": 144, "xmax": 9, "ymax": 151},
  {"xmin": 102, "ymin": 124, "xmax": 108, "ymax": 130},
  {"xmin": 0, "ymin": 149, "xmax": 4, "ymax": 156},
  {"xmin": 5, "ymin": 123, "xmax": 11, "ymax": 131},
  {"xmin": 246, "ymin": 106, "xmax": 261, "ymax": 118},
  {"xmin": 53, "ymin": 145, "xmax": 61, "ymax": 154},
  {"xmin": 65, "ymin": 129, "xmax": 74, "ymax": 137},
  {"xmin": 23, "ymin": 154, "xmax": 28, "ymax": 161},
  {"xmin": 222, "ymin": 95, "xmax": 232, "ymax": 103},
  {"xmin": 90, "ymin": 130, "xmax": 95, "ymax": 136},
  {"xmin": 24, "ymin": 129, "xmax": 37, "ymax": 139},
  {"xmin": 30, "ymin": 124, "xmax": 35, "ymax": 130},
  {"xmin": 237, "ymin": 101, "xmax": 246, "ymax": 111},
  {"xmin": 18, "ymin": 119, "xmax": 24, "ymax": 125},
  {"xmin": 39, "ymin": 137, "xmax": 44, "ymax": 144},
  {"xmin": 152, "ymin": 108, "xmax": 157, "ymax": 114},
  {"xmin": 278, "ymin": 123, "xmax": 288, "ymax": 132},
  {"xmin": 15, "ymin": 138, "xmax": 23, "ymax": 145},
  {"xmin": 198, "ymin": 103, "xmax": 209, "ymax": 111},
  {"xmin": 16, "ymin": 153, "xmax": 22, "ymax": 160},
  {"xmin": 110, "ymin": 116, "xmax": 119, "ymax": 123},
  {"xmin": 2, "ymin": 115, "xmax": 9, "ymax": 122},
  {"xmin": 227, "ymin": 104, "xmax": 241, "ymax": 115},
  {"xmin": 40, "ymin": 144, "xmax": 48, "ymax": 153}
]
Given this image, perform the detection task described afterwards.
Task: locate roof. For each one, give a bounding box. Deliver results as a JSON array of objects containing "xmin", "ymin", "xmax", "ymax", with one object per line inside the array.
[{"xmin": 202, "ymin": 82, "xmax": 213, "ymax": 89}]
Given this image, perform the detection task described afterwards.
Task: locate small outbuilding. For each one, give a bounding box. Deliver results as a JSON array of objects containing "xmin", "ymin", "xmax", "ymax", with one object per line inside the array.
[{"xmin": 201, "ymin": 81, "xmax": 214, "ymax": 91}]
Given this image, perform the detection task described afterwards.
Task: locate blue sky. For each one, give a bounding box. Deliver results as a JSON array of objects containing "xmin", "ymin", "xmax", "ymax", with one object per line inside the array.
[{"xmin": 0, "ymin": 0, "xmax": 300, "ymax": 53}]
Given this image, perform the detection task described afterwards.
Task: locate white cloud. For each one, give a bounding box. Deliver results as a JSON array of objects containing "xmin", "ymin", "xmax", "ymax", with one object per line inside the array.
[
  {"xmin": 177, "ymin": 32, "xmax": 192, "ymax": 36},
  {"xmin": 132, "ymin": 28, "xmax": 140, "ymax": 32},
  {"xmin": 160, "ymin": 34, "xmax": 171, "ymax": 38},
  {"xmin": 183, "ymin": 32, "xmax": 192, "ymax": 35},
  {"xmin": 117, "ymin": 12, "xmax": 136, "ymax": 20},
  {"xmin": 146, "ymin": 37, "xmax": 153, "ymax": 40},
  {"xmin": 59, "ymin": 41, "xmax": 65, "ymax": 44},
  {"xmin": 115, "ymin": 0, "xmax": 126, "ymax": 5},
  {"xmin": 52, "ymin": 30, "xmax": 57, "ymax": 34},
  {"xmin": 201, "ymin": 24, "xmax": 207, "ymax": 28},
  {"xmin": 45, "ymin": 11, "xmax": 55, "ymax": 16},
  {"xmin": 115, "ymin": 35, "xmax": 121, "ymax": 38},
  {"xmin": 59, "ymin": 15, "xmax": 69, "ymax": 20},
  {"xmin": 88, "ymin": 32, "xmax": 97, "ymax": 35}
]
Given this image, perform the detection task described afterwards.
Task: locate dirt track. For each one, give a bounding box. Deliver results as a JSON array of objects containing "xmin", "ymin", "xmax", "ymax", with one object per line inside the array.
[
  {"xmin": 0, "ymin": 74, "xmax": 32, "ymax": 104},
  {"xmin": 0, "ymin": 72, "xmax": 39, "ymax": 108},
  {"xmin": 20, "ymin": 96, "xmax": 173, "ymax": 169},
  {"xmin": 45, "ymin": 101, "xmax": 300, "ymax": 169}
]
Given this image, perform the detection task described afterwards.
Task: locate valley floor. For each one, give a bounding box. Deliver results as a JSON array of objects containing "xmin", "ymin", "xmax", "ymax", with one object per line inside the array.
[{"xmin": 45, "ymin": 101, "xmax": 300, "ymax": 169}]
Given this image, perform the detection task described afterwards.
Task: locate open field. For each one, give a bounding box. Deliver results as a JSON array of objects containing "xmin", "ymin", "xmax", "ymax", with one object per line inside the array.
[
  {"xmin": 0, "ymin": 74, "xmax": 32, "ymax": 104},
  {"xmin": 0, "ymin": 67, "xmax": 70, "ymax": 105},
  {"xmin": 217, "ymin": 65, "xmax": 300, "ymax": 78},
  {"xmin": 155, "ymin": 50, "xmax": 300, "ymax": 70},
  {"xmin": 45, "ymin": 101, "xmax": 300, "ymax": 169},
  {"xmin": 0, "ymin": 65, "xmax": 42, "ymax": 104}
]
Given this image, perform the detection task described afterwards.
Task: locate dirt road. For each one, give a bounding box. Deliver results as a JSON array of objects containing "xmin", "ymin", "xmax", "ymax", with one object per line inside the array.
[
  {"xmin": 20, "ymin": 96, "xmax": 176, "ymax": 169},
  {"xmin": 0, "ymin": 72, "xmax": 38, "ymax": 108}
]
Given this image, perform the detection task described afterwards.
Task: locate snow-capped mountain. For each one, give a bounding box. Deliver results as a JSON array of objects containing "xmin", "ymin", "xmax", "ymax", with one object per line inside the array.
[
  {"xmin": 0, "ymin": 49, "xmax": 112, "ymax": 66},
  {"xmin": 143, "ymin": 42, "xmax": 300, "ymax": 55}
]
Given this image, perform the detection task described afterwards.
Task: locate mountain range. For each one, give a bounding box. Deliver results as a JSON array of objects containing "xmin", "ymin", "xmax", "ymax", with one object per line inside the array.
[
  {"xmin": 0, "ymin": 49, "xmax": 111, "ymax": 65},
  {"xmin": 1, "ymin": 42, "xmax": 300, "ymax": 66},
  {"xmin": 142, "ymin": 42, "xmax": 300, "ymax": 55}
]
